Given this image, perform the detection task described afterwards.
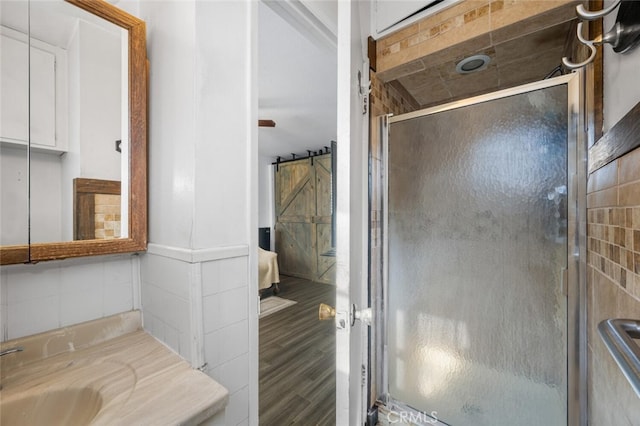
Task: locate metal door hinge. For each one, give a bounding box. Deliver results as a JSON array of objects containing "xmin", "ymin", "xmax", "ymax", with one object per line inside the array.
[
  {"xmin": 352, "ymin": 304, "xmax": 372, "ymax": 326},
  {"xmin": 366, "ymin": 405, "xmax": 379, "ymax": 426}
]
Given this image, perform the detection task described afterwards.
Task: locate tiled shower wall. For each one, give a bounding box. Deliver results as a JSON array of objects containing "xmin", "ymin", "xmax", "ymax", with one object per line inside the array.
[
  {"xmin": 587, "ymin": 147, "xmax": 640, "ymax": 424},
  {"xmin": 370, "ymin": 72, "xmax": 418, "ymax": 117},
  {"xmin": 375, "ymin": 0, "xmax": 575, "ymax": 79}
]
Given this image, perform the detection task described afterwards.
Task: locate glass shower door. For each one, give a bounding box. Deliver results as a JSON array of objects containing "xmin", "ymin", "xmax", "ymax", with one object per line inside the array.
[{"xmin": 381, "ymin": 78, "xmax": 580, "ymax": 426}]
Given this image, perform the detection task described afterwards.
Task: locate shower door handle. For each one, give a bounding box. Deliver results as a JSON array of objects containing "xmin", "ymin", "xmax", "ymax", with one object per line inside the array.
[
  {"xmin": 560, "ymin": 267, "xmax": 568, "ymax": 297},
  {"xmin": 319, "ymin": 303, "xmax": 372, "ymax": 328}
]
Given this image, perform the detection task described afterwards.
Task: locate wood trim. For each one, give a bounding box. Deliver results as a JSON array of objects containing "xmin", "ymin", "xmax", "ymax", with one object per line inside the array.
[
  {"xmin": 368, "ymin": 36, "xmax": 377, "ymax": 72},
  {"xmin": 0, "ymin": 246, "xmax": 29, "ymax": 264},
  {"xmin": 258, "ymin": 119, "xmax": 276, "ymax": 127},
  {"xmin": 590, "ymin": 0, "xmax": 604, "ymax": 143},
  {"xmin": 74, "ymin": 178, "xmax": 121, "ymax": 195},
  {"xmin": 1, "ymin": 0, "xmax": 147, "ymax": 265},
  {"xmin": 75, "ymin": 193, "xmax": 96, "ymax": 240},
  {"xmin": 589, "ymin": 101, "xmax": 640, "ymax": 174}
]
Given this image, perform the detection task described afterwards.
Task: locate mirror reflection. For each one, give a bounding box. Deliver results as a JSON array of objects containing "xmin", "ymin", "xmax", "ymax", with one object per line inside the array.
[
  {"xmin": 0, "ymin": 0, "xmax": 29, "ymax": 248},
  {"xmin": 0, "ymin": 0, "xmax": 129, "ymax": 245}
]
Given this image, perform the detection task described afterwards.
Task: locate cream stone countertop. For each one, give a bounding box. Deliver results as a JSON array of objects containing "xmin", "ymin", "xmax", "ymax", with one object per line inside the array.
[{"xmin": 0, "ymin": 312, "xmax": 228, "ymax": 425}]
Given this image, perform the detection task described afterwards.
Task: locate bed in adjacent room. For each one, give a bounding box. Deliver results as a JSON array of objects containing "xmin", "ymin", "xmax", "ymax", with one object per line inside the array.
[{"xmin": 259, "ymin": 247, "xmax": 280, "ymax": 294}]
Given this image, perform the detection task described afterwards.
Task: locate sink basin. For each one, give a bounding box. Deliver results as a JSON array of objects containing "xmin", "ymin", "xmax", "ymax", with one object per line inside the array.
[{"xmin": 1, "ymin": 388, "xmax": 103, "ymax": 426}]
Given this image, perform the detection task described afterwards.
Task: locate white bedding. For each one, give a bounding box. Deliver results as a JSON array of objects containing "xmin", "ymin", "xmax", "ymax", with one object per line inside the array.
[{"xmin": 258, "ymin": 247, "xmax": 280, "ymax": 290}]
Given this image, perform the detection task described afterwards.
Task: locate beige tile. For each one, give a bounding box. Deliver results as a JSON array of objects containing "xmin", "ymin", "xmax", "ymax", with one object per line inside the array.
[
  {"xmin": 412, "ymin": 80, "xmax": 452, "ymax": 106},
  {"xmin": 618, "ymin": 147, "xmax": 640, "ymax": 185},
  {"xmin": 378, "ymin": 43, "xmax": 424, "ymax": 75},
  {"xmin": 619, "ymin": 181, "xmax": 640, "ymax": 207},
  {"xmin": 634, "ymin": 207, "xmax": 640, "ymax": 229},
  {"xmin": 445, "ymin": 67, "xmax": 500, "ymax": 98},
  {"xmin": 631, "ymin": 273, "xmax": 640, "ymax": 300},
  {"xmin": 615, "ymin": 208, "xmax": 625, "ymax": 227},
  {"xmin": 417, "ymin": 0, "xmax": 489, "ymax": 33},
  {"xmin": 420, "ymin": 12, "xmax": 491, "ymax": 59},
  {"xmin": 587, "ymin": 187, "xmax": 618, "ymax": 208},
  {"xmin": 424, "ymin": 33, "xmax": 494, "ymax": 70},
  {"xmin": 490, "ymin": 0, "xmax": 577, "ymax": 35},
  {"xmin": 618, "ymin": 281, "xmax": 640, "ymax": 317},
  {"xmin": 588, "ymin": 158, "xmax": 618, "ymax": 194},
  {"xmin": 376, "ymin": 58, "xmax": 426, "ymax": 84},
  {"xmin": 407, "ymin": 32, "xmax": 431, "ymax": 49},
  {"xmin": 493, "ymin": 20, "xmax": 572, "ymax": 66},
  {"xmin": 497, "ymin": 46, "xmax": 564, "ymax": 87},
  {"xmin": 626, "ymin": 228, "xmax": 634, "ymax": 250},
  {"xmin": 591, "ymin": 269, "xmax": 620, "ymax": 332},
  {"xmin": 621, "ymin": 248, "xmax": 629, "ymax": 269},
  {"xmin": 616, "ymin": 226, "xmax": 625, "ymax": 246},
  {"xmin": 397, "ymin": 66, "xmax": 443, "ymax": 92},
  {"xmin": 378, "ymin": 23, "xmax": 420, "ymax": 49},
  {"xmin": 490, "ymin": 0, "xmax": 504, "ymax": 13},
  {"xmin": 607, "ymin": 208, "xmax": 615, "ymax": 225}
]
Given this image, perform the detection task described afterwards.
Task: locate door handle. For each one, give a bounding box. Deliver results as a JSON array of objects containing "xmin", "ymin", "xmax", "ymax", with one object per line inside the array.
[
  {"xmin": 319, "ymin": 303, "xmax": 372, "ymax": 328},
  {"xmin": 318, "ymin": 303, "xmax": 336, "ymax": 320}
]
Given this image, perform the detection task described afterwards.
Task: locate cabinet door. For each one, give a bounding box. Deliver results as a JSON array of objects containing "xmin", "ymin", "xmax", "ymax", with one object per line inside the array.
[
  {"xmin": 0, "ymin": 16, "xmax": 29, "ymax": 252},
  {"xmin": 29, "ymin": 45, "xmax": 56, "ymax": 148},
  {"xmin": 0, "ymin": 33, "xmax": 56, "ymax": 148},
  {"xmin": 1, "ymin": 34, "xmax": 29, "ymax": 143}
]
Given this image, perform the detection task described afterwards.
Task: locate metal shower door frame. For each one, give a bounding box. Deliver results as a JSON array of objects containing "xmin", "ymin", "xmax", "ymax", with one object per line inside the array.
[{"xmin": 370, "ymin": 72, "xmax": 587, "ymax": 426}]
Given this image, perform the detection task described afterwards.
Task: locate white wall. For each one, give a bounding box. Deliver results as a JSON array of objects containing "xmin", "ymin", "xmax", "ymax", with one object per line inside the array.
[
  {"xmin": 137, "ymin": 1, "xmax": 257, "ymax": 425},
  {"xmin": 30, "ymin": 151, "xmax": 63, "ymax": 242},
  {"xmin": 1, "ymin": 254, "xmax": 139, "ymax": 340},
  {"xmin": 0, "ymin": 146, "xmax": 28, "ymax": 245},
  {"xmin": 602, "ymin": 9, "xmax": 640, "ymax": 131},
  {"xmin": 77, "ymin": 21, "xmax": 122, "ymax": 180}
]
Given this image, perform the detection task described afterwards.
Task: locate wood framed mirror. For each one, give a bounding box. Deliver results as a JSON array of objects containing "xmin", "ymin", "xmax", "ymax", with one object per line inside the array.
[{"xmin": 0, "ymin": 0, "xmax": 147, "ymax": 265}]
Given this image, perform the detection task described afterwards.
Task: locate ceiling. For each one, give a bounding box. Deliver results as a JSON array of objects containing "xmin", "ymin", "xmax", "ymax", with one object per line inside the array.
[
  {"xmin": 258, "ymin": 2, "xmax": 337, "ymax": 161},
  {"xmin": 391, "ymin": 20, "xmax": 576, "ymax": 109},
  {"xmin": 258, "ymin": 1, "xmax": 577, "ymax": 160}
]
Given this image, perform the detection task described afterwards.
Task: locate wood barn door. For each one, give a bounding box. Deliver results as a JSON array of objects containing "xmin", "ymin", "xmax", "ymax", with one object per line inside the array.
[{"xmin": 275, "ymin": 154, "xmax": 336, "ymax": 284}]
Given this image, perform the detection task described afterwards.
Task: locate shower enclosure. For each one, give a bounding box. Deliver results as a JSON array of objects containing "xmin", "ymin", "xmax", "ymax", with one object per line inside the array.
[{"xmin": 372, "ymin": 74, "xmax": 586, "ymax": 425}]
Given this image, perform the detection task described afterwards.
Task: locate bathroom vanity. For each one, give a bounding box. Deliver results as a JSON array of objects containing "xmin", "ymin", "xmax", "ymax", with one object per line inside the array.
[{"xmin": 0, "ymin": 311, "xmax": 228, "ymax": 425}]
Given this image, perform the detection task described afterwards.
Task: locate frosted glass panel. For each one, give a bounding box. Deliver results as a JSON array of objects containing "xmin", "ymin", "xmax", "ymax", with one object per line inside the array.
[{"xmin": 387, "ymin": 86, "xmax": 568, "ymax": 425}]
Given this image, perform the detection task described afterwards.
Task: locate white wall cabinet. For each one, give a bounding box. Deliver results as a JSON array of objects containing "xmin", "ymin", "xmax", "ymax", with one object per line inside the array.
[
  {"xmin": 372, "ymin": 0, "xmax": 463, "ymax": 39},
  {"xmin": 1, "ymin": 27, "xmax": 67, "ymax": 153}
]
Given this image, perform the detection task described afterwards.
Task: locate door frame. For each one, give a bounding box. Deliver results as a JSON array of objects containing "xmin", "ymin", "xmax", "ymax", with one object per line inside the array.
[
  {"xmin": 336, "ymin": 0, "xmax": 371, "ymax": 424},
  {"xmin": 369, "ymin": 72, "xmax": 588, "ymax": 426}
]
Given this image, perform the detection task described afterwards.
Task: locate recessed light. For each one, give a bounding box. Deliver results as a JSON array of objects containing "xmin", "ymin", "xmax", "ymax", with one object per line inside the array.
[{"xmin": 455, "ymin": 54, "xmax": 491, "ymax": 74}]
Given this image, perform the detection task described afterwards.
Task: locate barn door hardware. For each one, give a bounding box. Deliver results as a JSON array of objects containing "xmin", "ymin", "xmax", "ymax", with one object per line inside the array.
[{"xmin": 271, "ymin": 145, "xmax": 332, "ymax": 168}]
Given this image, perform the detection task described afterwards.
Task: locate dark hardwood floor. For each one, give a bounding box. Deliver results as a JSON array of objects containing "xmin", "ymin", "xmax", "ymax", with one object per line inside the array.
[{"xmin": 259, "ymin": 275, "xmax": 336, "ymax": 425}]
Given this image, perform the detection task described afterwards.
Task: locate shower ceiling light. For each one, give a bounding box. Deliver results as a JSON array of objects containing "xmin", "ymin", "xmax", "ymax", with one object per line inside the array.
[{"xmin": 455, "ymin": 54, "xmax": 491, "ymax": 74}]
